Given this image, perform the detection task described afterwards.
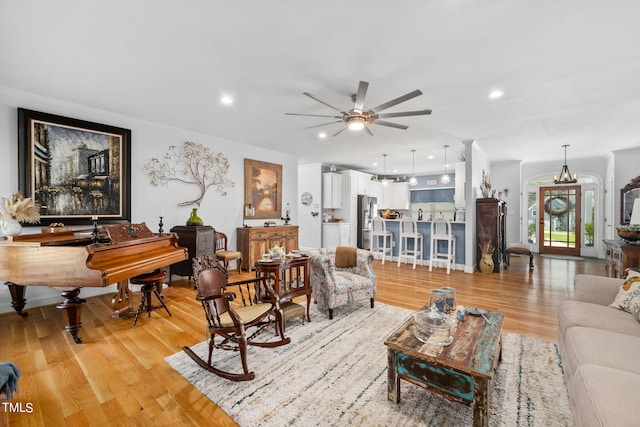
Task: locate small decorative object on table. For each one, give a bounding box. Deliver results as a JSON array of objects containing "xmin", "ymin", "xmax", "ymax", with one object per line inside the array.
[
  {"xmin": 413, "ymin": 305, "xmax": 455, "ymax": 346},
  {"xmin": 0, "ymin": 191, "xmax": 40, "ymax": 238},
  {"xmin": 480, "ymin": 170, "xmax": 492, "ymax": 198},
  {"xmin": 617, "ymin": 226, "xmax": 640, "ymax": 244},
  {"xmin": 186, "ymin": 208, "xmax": 203, "ymax": 226},
  {"xmin": 158, "ymin": 216, "xmax": 164, "ymax": 236}
]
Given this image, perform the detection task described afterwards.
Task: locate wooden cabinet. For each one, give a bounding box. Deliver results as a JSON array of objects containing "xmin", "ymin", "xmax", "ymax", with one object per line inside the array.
[
  {"xmin": 322, "ymin": 173, "xmax": 342, "ymax": 208},
  {"xmin": 169, "ymin": 225, "xmax": 215, "ymax": 279},
  {"xmin": 604, "ymin": 239, "xmax": 640, "ymax": 278},
  {"xmin": 237, "ymin": 226, "xmax": 299, "ymax": 271},
  {"xmin": 380, "ymin": 182, "xmax": 410, "ymax": 209},
  {"xmin": 476, "ymin": 198, "xmax": 507, "ymax": 272}
]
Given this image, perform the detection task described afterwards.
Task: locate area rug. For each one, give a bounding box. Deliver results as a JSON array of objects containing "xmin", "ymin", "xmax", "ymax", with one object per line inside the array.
[
  {"xmin": 540, "ymin": 254, "xmax": 584, "ymax": 261},
  {"xmin": 166, "ymin": 303, "xmax": 572, "ymax": 426}
]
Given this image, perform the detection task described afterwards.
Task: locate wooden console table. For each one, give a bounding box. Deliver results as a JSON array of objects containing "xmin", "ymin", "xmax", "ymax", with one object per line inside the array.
[
  {"xmin": 254, "ymin": 255, "xmax": 311, "ymax": 324},
  {"xmin": 604, "ymin": 239, "xmax": 640, "ymax": 278},
  {"xmin": 237, "ymin": 226, "xmax": 298, "ymax": 271}
]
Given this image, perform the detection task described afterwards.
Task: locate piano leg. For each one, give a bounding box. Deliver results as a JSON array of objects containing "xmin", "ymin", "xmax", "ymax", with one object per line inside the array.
[
  {"xmin": 56, "ymin": 288, "xmax": 86, "ymax": 344},
  {"xmin": 6, "ymin": 282, "xmax": 28, "ymax": 318},
  {"xmin": 111, "ymin": 280, "xmax": 132, "ymax": 318}
]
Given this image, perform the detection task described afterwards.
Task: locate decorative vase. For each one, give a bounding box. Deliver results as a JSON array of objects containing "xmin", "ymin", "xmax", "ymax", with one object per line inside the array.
[
  {"xmin": 186, "ymin": 208, "xmax": 203, "ymax": 226},
  {"xmin": 479, "ymin": 253, "xmax": 494, "ymax": 274},
  {"xmin": 0, "ymin": 218, "xmax": 22, "ymax": 237}
]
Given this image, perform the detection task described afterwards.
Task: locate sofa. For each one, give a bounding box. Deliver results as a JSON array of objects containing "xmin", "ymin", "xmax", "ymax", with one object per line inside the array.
[
  {"xmin": 308, "ymin": 247, "xmax": 376, "ymax": 319},
  {"xmin": 557, "ymin": 274, "xmax": 640, "ymax": 427}
]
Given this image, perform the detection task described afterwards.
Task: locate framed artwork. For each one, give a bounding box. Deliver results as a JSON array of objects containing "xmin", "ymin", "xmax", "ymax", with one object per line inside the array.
[
  {"xmin": 17, "ymin": 108, "xmax": 131, "ymax": 225},
  {"xmin": 244, "ymin": 158, "xmax": 282, "ymax": 219}
]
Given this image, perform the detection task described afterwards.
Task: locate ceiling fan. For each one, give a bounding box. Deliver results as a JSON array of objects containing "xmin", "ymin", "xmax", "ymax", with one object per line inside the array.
[{"xmin": 285, "ymin": 81, "xmax": 432, "ymax": 136}]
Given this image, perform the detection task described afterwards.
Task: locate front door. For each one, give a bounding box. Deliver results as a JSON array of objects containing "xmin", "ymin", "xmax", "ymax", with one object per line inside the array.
[{"xmin": 539, "ymin": 185, "xmax": 581, "ymax": 256}]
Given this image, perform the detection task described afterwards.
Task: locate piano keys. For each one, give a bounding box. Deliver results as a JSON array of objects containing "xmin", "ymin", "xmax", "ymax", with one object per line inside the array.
[{"xmin": 0, "ymin": 226, "xmax": 188, "ymax": 343}]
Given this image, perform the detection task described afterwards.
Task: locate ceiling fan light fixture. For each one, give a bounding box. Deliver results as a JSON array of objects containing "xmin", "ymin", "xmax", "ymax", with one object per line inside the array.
[{"xmin": 347, "ymin": 116, "xmax": 365, "ymax": 131}]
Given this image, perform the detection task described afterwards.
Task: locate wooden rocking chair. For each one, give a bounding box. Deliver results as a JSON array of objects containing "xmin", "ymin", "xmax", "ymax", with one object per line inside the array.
[{"xmin": 182, "ymin": 255, "xmax": 290, "ymax": 381}]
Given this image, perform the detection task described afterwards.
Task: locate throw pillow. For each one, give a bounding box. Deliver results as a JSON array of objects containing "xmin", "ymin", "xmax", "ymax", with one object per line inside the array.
[
  {"xmin": 629, "ymin": 296, "xmax": 640, "ymax": 323},
  {"xmin": 610, "ymin": 276, "xmax": 640, "ymax": 312}
]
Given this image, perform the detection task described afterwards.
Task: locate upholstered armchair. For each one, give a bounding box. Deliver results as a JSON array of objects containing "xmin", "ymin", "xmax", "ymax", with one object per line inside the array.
[{"xmin": 309, "ymin": 247, "xmax": 377, "ymax": 319}]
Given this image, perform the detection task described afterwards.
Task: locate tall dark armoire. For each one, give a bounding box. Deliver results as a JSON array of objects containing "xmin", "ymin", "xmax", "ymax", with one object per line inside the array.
[
  {"xmin": 169, "ymin": 225, "xmax": 215, "ymax": 279},
  {"xmin": 476, "ymin": 198, "xmax": 507, "ymax": 272}
]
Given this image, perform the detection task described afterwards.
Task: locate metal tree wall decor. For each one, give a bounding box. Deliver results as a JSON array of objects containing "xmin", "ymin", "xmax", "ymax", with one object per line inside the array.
[{"xmin": 144, "ymin": 141, "xmax": 234, "ymax": 206}]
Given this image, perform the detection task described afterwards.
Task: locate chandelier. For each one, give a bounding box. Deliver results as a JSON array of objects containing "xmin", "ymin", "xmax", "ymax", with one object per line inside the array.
[{"xmin": 554, "ymin": 144, "xmax": 577, "ymax": 184}]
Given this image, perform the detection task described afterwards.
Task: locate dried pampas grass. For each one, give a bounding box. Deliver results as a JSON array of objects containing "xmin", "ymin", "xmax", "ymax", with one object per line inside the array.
[{"xmin": 2, "ymin": 191, "xmax": 41, "ymax": 223}]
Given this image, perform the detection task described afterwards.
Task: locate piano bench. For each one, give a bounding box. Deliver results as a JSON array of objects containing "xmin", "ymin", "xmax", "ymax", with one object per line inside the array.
[{"xmin": 130, "ymin": 270, "xmax": 171, "ymax": 327}]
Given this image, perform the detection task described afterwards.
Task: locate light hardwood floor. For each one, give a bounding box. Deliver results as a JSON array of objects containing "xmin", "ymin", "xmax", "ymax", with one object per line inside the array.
[{"xmin": 0, "ymin": 254, "xmax": 607, "ymax": 426}]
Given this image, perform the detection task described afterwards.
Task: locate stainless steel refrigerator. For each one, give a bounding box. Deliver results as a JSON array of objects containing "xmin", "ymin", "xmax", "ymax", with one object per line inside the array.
[{"xmin": 357, "ymin": 195, "xmax": 377, "ymax": 249}]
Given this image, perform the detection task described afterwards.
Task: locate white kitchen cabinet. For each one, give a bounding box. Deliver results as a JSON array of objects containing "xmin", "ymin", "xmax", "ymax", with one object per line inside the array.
[
  {"xmin": 454, "ymin": 162, "xmax": 465, "ymax": 208},
  {"xmin": 357, "ymin": 173, "xmax": 373, "ymax": 195},
  {"xmin": 322, "ymin": 222, "xmax": 351, "ymax": 247},
  {"xmin": 322, "ymin": 172, "xmax": 342, "ymax": 209},
  {"xmin": 378, "ymin": 182, "xmax": 408, "ymax": 209},
  {"xmin": 392, "ymin": 182, "xmax": 410, "ymax": 209}
]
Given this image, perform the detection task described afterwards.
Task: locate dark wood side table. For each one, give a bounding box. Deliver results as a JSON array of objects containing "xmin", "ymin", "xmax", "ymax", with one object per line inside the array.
[
  {"xmin": 254, "ymin": 255, "xmax": 311, "ymax": 325},
  {"xmin": 169, "ymin": 225, "xmax": 215, "ymax": 279},
  {"xmin": 604, "ymin": 239, "xmax": 640, "ymax": 278}
]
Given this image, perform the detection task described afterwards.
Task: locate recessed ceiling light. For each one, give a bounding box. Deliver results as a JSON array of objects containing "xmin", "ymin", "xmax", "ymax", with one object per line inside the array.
[
  {"xmin": 220, "ymin": 95, "xmax": 234, "ymax": 105},
  {"xmin": 372, "ymin": 162, "xmax": 378, "ymax": 167},
  {"xmin": 428, "ymin": 155, "xmax": 434, "ymax": 160},
  {"xmin": 488, "ymin": 89, "xmax": 504, "ymax": 99},
  {"xmin": 318, "ymin": 132, "xmax": 327, "ymax": 139}
]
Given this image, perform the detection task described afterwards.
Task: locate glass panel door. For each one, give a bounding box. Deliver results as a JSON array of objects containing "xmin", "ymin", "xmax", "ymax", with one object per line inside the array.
[{"xmin": 539, "ymin": 185, "xmax": 581, "ymax": 256}]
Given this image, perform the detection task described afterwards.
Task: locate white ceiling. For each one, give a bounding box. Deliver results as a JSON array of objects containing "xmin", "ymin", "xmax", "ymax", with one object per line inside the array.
[{"xmin": 2, "ymin": 1, "xmax": 640, "ymax": 176}]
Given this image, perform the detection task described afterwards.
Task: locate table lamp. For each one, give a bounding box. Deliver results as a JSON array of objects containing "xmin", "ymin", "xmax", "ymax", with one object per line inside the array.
[{"xmin": 630, "ymin": 198, "xmax": 640, "ymax": 225}]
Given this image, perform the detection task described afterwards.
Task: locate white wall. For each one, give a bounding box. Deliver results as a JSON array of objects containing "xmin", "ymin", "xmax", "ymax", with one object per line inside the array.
[
  {"xmin": 297, "ymin": 162, "xmax": 322, "ymax": 250},
  {"xmin": 491, "ymin": 160, "xmax": 521, "ymax": 245},
  {"xmin": 0, "ymin": 88, "xmax": 300, "ymax": 313}
]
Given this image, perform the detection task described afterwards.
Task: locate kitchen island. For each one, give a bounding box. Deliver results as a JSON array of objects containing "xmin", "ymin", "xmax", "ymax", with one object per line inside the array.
[{"xmin": 377, "ymin": 219, "xmax": 465, "ymax": 268}]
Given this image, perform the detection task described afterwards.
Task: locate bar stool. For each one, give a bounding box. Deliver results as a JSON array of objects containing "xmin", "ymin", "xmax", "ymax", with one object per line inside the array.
[
  {"xmin": 129, "ymin": 269, "xmax": 171, "ymax": 327},
  {"xmin": 397, "ymin": 217, "xmax": 423, "ymax": 269},
  {"xmin": 370, "ymin": 216, "xmax": 393, "ymax": 264},
  {"xmin": 429, "ymin": 217, "xmax": 456, "ymax": 274}
]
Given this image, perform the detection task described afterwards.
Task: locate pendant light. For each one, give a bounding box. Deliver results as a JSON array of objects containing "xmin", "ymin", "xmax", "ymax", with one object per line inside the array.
[
  {"xmin": 381, "ymin": 154, "xmax": 389, "ymax": 187},
  {"xmin": 440, "ymin": 145, "xmax": 450, "ymax": 184},
  {"xmin": 409, "ymin": 149, "xmax": 417, "ymax": 186},
  {"xmin": 553, "ymin": 144, "xmax": 578, "ymax": 184}
]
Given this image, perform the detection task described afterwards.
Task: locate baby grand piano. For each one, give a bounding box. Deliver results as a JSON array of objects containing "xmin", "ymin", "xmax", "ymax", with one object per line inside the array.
[{"xmin": 0, "ymin": 223, "xmax": 188, "ymax": 343}]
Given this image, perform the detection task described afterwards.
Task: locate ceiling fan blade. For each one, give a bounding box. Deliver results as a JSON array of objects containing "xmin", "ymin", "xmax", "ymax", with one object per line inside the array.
[
  {"xmin": 371, "ymin": 120, "xmax": 409, "ymax": 130},
  {"xmin": 364, "ymin": 125, "xmax": 374, "ymax": 136},
  {"xmin": 370, "ymin": 89, "xmax": 423, "ymax": 113},
  {"xmin": 332, "ymin": 125, "xmax": 348, "ymax": 137},
  {"xmin": 303, "ymin": 92, "xmax": 347, "ymax": 114},
  {"xmin": 285, "ymin": 113, "xmax": 343, "ymax": 118},
  {"xmin": 304, "ymin": 121, "xmax": 343, "ymax": 129},
  {"xmin": 353, "ymin": 81, "xmax": 369, "ymax": 112},
  {"xmin": 374, "ymin": 109, "xmax": 432, "ymax": 119}
]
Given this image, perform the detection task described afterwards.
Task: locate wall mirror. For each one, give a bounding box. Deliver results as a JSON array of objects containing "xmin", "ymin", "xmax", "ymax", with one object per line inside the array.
[{"xmin": 620, "ymin": 176, "xmax": 640, "ymax": 224}]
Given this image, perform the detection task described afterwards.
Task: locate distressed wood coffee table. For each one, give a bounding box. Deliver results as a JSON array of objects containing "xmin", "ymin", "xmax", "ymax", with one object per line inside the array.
[{"xmin": 384, "ymin": 306, "xmax": 504, "ymax": 427}]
